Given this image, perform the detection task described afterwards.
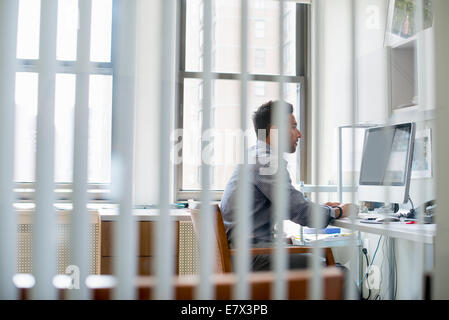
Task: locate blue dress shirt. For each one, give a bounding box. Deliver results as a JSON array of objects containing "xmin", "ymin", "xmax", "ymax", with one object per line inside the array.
[{"xmin": 220, "ymin": 141, "xmax": 336, "ymax": 246}]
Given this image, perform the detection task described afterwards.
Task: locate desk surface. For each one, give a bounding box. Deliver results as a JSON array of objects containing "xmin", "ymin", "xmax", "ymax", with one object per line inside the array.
[
  {"xmin": 332, "ymin": 218, "xmax": 436, "ymax": 244},
  {"xmin": 99, "ymin": 208, "xmax": 191, "ymax": 222}
]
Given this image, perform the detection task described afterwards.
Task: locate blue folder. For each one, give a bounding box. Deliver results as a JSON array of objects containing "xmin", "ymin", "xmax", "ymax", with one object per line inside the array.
[{"xmin": 303, "ymin": 227, "xmax": 341, "ymax": 234}]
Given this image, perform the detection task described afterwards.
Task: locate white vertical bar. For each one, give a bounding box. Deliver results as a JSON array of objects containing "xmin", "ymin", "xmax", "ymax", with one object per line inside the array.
[
  {"xmin": 345, "ymin": 0, "xmax": 358, "ymax": 301},
  {"xmin": 111, "ymin": 0, "xmax": 138, "ymax": 300},
  {"xmin": 432, "ymin": 0, "xmax": 449, "ymax": 300},
  {"xmin": 273, "ymin": 0, "xmax": 288, "ymax": 300},
  {"xmin": 0, "ymin": 0, "xmax": 19, "ymax": 300},
  {"xmin": 155, "ymin": 0, "xmax": 176, "ymax": 300},
  {"xmin": 412, "ymin": 0, "xmax": 425, "ymax": 300},
  {"xmin": 32, "ymin": 0, "xmax": 59, "ymax": 300},
  {"xmin": 197, "ymin": 0, "xmax": 215, "ymax": 300},
  {"xmin": 309, "ymin": 0, "xmax": 323, "ymax": 300},
  {"xmin": 383, "ymin": 0, "xmax": 394, "ymax": 300},
  {"xmin": 70, "ymin": 0, "xmax": 92, "ymax": 300},
  {"xmin": 234, "ymin": 0, "xmax": 251, "ymax": 300},
  {"xmin": 338, "ymin": 127, "xmax": 343, "ymax": 203}
]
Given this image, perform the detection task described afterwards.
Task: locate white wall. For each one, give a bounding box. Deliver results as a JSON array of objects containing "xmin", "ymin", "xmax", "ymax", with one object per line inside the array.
[
  {"xmin": 356, "ymin": 0, "xmax": 389, "ymax": 124},
  {"xmin": 310, "ymin": 0, "xmax": 353, "ymax": 191}
]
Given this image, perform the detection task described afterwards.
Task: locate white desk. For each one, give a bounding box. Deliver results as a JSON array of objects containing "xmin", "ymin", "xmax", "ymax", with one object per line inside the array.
[{"xmin": 332, "ymin": 218, "xmax": 436, "ymax": 244}]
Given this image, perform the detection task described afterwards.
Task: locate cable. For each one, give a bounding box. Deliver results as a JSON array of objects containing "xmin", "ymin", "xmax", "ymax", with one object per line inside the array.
[
  {"xmin": 407, "ymin": 195, "xmax": 416, "ymax": 219},
  {"xmin": 361, "ymin": 248, "xmax": 371, "ymax": 300},
  {"xmin": 359, "ymin": 235, "xmax": 382, "ymax": 287},
  {"xmin": 378, "ymin": 237, "xmax": 387, "ymax": 299},
  {"xmin": 408, "ymin": 195, "xmax": 415, "ymax": 210}
]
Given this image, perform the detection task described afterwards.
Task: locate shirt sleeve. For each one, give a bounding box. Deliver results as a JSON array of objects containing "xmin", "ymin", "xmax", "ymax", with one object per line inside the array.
[{"xmin": 254, "ymin": 160, "xmax": 335, "ymax": 229}]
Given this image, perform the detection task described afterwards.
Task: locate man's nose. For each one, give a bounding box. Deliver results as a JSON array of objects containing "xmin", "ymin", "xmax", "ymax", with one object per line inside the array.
[{"xmin": 297, "ymin": 130, "xmax": 302, "ymax": 139}]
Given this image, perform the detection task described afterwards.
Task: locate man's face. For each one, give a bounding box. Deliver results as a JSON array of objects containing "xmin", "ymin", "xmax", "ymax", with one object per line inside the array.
[
  {"xmin": 288, "ymin": 114, "xmax": 302, "ymax": 153},
  {"xmin": 269, "ymin": 114, "xmax": 302, "ymax": 153}
]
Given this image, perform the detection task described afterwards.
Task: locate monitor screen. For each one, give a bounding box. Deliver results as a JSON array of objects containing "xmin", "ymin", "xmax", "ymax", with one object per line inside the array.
[{"xmin": 359, "ymin": 123, "xmax": 413, "ymax": 186}]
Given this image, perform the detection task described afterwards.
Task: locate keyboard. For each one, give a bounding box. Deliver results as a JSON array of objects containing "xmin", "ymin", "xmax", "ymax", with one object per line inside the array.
[
  {"xmin": 358, "ymin": 212, "xmax": 401, "ymax": 223},
  {"xmin": 358, "ymin": 212, "xmax": 395, "ymax": 220}
]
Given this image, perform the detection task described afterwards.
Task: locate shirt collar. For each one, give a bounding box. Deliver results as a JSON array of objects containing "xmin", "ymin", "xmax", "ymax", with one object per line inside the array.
[{"xmin": 255, "ymin": 140, "xmax": 271, "ymax": 155}]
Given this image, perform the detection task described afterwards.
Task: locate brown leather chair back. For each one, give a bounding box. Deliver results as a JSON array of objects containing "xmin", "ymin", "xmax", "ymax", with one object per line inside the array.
[{"xmin": 189, "ymin": 204, "xmax": 233, "ymax": 273}]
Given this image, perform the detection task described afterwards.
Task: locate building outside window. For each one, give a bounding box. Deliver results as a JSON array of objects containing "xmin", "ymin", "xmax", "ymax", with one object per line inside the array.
[
  {"xmin": 255, "ymin": 49, "xmax": 266, "ymax": 69},
  {"xmin": 254, "ymin": 82, "xmax": 266, "ymax": 97},
  {"xmin": 14, "ymin": 0, "xmax": 114, "ymax": 201},
  {"xmin": 179, "ymin": 0, "xmax": 306, "ymax": 199},
  {"xmin": 255, "ymin": 20, "xmax": 265, "ymax": 39}
]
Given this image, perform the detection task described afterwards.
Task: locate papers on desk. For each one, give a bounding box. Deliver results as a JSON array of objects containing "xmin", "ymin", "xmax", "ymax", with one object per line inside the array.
[
  {"xmin": 283, "ymin": 221, "xmax": 355, "ymax": 245},
  {"xmin": 291, "ymin": 229, "xmax": 354, "ymax": 245}
]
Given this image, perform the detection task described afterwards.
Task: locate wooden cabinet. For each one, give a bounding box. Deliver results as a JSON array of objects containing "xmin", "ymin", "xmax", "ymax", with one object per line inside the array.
[{"xmin": 100, "ymin": 221, "xmax": 179, "ymax": 275}]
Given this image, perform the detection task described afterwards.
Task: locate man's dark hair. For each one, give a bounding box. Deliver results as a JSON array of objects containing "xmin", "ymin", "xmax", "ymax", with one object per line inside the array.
[{"xmin": 252, "ymin": 100, "xmax": 293, "ymax": 139}]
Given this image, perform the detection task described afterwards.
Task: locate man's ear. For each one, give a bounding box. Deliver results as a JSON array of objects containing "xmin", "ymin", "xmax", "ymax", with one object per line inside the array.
[{"xmin": 268, "ymin": 125, "xmax": 278, "ymax": 146}]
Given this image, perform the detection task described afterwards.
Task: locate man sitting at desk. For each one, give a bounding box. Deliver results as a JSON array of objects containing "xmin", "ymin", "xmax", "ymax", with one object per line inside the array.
[{"xmin": 220, "ymin": 100, "xmax": 354, "ymax": 271}]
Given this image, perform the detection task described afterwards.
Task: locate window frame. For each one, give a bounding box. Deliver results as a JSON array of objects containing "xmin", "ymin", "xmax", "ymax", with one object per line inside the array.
[
  {"xmin": 176, "ymin": 0, "xmax": 310, "ymax": 201},
  {"xmin": 14, "ymin": 0, "xmax": 117, "ymax": 203}
]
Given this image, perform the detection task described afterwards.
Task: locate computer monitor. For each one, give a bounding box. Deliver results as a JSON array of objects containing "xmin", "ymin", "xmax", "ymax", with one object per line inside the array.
[{"xmin": 358, "ymin": 123, "xmax": 416, "ymax": 204}]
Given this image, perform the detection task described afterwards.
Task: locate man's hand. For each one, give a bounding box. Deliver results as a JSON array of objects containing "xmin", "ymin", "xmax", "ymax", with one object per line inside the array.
[
  {"xmin": 339, "ymin": 203, "xmax": 359, "ymax": 218},
  {"xmin": 325, "ymin": 202, "xmax": 359, "ymax": 219}
]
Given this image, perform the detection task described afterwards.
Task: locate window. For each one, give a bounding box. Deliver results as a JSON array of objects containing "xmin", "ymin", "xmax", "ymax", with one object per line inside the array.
[
  {"xmin": 254, "ymin": 82, "xmax": 266, "ymax": 97},
  {"xmin": 254, "ymin": 0, "xmax": 265, "ymax": 9},
  {"xmin": 255, "ymin": 49, "xmax": 266, "ymax": 68},
  {"xmin": 199, "ymin": 28, "xmax": 204, "ymax": 49},
  {"xmin": 255, "ymin": 20, "xmax": 266, "ymax": 39},
  {"xmin": 178, "ymin": 0, "xmax": 307, "ymax": 199},
  {"xmin": 14, "ymin": 0, "xmax": 114, "ymax": 194}
]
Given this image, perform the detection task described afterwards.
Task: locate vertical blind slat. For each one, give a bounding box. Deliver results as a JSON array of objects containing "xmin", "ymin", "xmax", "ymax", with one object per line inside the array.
[
  {"xmin": 346, "ymin": 0, "xmax": 358, "ymax": 301},
  {"xmin": 432, "ymin": 0, "xmax": 449, "ymax": 300},
  {"xmin": 33, "ymin": 0, "xmax": 59, "ymax": 300},
  {"xmin": 234, "ymin": 0, "xmax": 251, "ymax": 300},
  {"xmin": 309, "ymin": 0, "xmax": 323, "ymax": 300},
  {"xmin": 70, "ymin": 0, "xmax": 93, "ymax": 300},
  {"xmin": 197, "ymin": 0, "xmax": 214, "ymax": 300},
  {"xmin": 155, "ymin": 0, "xmax": 176, "ymax": 300},
  {"xmin": 0, "ymin": 0, "xmax": 19, "ymax": 300},
  {"xmin": 111, "ymin": 0, "xmax": 138, "ymax": 300},
  {"xmin": 273, "ymin": 0, "xmax": 289, "ymax": 300},
  {"xmin": 413, "ymin": 0, "xmax": 425, "ymax": 299},
  {"xmin": 383, "ymin": 0, "xmax": 394, "ymax": 299}
]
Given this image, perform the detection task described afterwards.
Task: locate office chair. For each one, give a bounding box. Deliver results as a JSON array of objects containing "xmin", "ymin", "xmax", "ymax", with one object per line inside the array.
[{"xmin": 189, "ymin": 205, "xmax": 335, "ymax": 274}]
